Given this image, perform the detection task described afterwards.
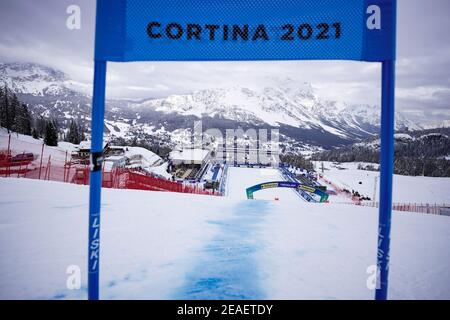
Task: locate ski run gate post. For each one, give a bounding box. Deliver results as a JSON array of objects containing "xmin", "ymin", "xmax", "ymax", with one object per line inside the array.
[{"xmin": 90, "ymin": 0, "xmax": 396, "ymax": 300}]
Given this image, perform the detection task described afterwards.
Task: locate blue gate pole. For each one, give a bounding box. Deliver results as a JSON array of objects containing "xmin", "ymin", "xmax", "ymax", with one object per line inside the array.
[
  {"xmin": 88, "ymin": 60, "xmax": 107, "ymax": 300},
  {"xmin": 375, "ymin": 60, "xmax": 396, "ymax": 300}
]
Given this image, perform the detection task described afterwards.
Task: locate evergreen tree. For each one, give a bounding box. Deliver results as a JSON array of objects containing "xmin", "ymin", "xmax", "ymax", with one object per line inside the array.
[
  {"xmin": 14, "ymin": 103, "xmax": 32, "ymax": 135},
  {"xmin": 79, "ymin": 123, "xmax": 86, "ymax": 141},
  {"xmin": 65, "ymin": 120, "xmax": 86, "ymax": 144},
  {"xmin": 445, "ymin": 165, "xmax": 450, "ymax": 177},
  {"xmin": 423, "ymin": 160, "xmax": 435, "ymax": 177},
  {"xmin": 312, "ymin": 129, "xmax": 450, "ymax": 177},
  {"xmin": 280, "ymin": 153, "xmax": 314, "ymax": 171},
  {"xmin": 44, "ymin": 120, "xmax": 58, "ymax": 146},
  {"xmin": 0, "ymin": 86, "xmax": 4, "ymax": 128},
  {"xmin": 66, "ymin": 120, "xmax": 81, "ymax": 144},
  {"xmin": 1, "ymin": 85, "xmax": 10, "ymax": 131},
  {"xmin": 31, "ymin": 128, "xmax": 39, "ymax": 139},
  {"xmin": 9, "ymin": 94, "xmax": 20, "ymax": 132},
  {"xmin": 51, "ymin": 118, "xmax": 59, "ymax": 134},
  {"xmin": 36, "ymin": 117, "xmax": 47, "ymax": 137},
  {"xmin": 23, "ymin": 104, "xmax": 32, "ymax": 135}
]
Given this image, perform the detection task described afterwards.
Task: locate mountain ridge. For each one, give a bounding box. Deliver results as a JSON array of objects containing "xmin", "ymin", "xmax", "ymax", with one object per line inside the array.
[{"xmin": 0, "ymin": 62, "xmax": 426, "ymax": 149}]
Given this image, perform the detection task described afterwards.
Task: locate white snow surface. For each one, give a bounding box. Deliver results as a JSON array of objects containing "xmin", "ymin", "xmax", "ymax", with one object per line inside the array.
[
  {"xmin": 125, "ymin": 146, "xmax": 162, "ymax": 166},
  {"xmin": 0, "ymin": 129, "xmax": 68, "ymax": 163},
  {"xmin": 169, "ymin": 149, "xmax": 210, "ymax": 163},
  {"xmin": 0, "ymin": 171, "xmax": 449, "ymax": 300},
  {"xmin": 227, "ymin": 167, "xmax": 300, "ymax": 202},
  {"xmin": 315, "ymin": 162, "xmax": 450, "ymax": 204}
]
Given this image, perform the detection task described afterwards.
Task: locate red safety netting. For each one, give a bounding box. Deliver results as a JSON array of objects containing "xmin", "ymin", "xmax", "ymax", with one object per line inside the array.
[{"xmin": 0, "ymin": 136, "xmax": 219, "ymax": 196}]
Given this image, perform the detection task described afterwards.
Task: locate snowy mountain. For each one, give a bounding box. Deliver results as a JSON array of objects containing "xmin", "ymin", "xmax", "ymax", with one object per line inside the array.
[
  {"xmin": 0, "ymin": 62, "xmax": 131, "ymax": 132},
  {"xmin": 422, "ymin": 120, "xmax": 450, "ymax": 130},
  {"xmin": 0, "ymin": 62, "xmax": 70, "ymax": 96},
  {"xmin": 353, "ymin": 127, "xmax": 450, "ymax": 150},
  {"xmin": 131, "ymin": 78, "xmax": 420, "ymax": 146},
  {"xmin": 133, "ymin": 79, "xmax": 418, "ymax": 133},
  {"xmin": 1, "ymin": 62, "xmax": 420, "ymax": 149},
  {"xmin": 0, "ymin": 62, "xmax": 93, "ymax": 121}
]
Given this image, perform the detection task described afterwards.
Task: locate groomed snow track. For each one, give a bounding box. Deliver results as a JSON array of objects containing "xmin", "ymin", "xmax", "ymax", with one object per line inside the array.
[{"xmin": 227, "ymin": 166, "xmax": 304, "ymax": 202}]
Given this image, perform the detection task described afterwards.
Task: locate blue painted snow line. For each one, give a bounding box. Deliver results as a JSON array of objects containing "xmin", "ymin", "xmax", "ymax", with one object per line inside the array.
[{"xmin": 173, "ymin": 201, "xmax": 269, "ymax": 300}]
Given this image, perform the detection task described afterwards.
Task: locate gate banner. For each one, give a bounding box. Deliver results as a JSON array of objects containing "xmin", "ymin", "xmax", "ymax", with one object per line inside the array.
[{"xmin": 95, "ymin": 0, "xmax": 396, "ymax": 62}]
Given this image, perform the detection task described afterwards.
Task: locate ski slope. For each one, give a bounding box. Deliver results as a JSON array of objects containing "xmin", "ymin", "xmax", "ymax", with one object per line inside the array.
[
  {"xmin": 0, "ymin": 177, "xmax": 449, "ymax": 300},
  {"xmin": 227, "ymin": 167, "xmax": 301, "ymax": 202},
  {"xmin": 315, "ymin": 161, "xmax": 450, "ymax": 204}
]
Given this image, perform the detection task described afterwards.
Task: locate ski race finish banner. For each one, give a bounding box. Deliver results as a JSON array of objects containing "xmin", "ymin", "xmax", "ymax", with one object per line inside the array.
[{"xmin": 89, "ymin": 0, "xmax": 397, "ymax": 300}]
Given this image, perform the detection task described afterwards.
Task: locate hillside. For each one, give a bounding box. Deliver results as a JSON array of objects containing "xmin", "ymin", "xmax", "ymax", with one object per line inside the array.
[{"xmin": 312, "ymin": 128, "xmax": 450, "ymax": 177}]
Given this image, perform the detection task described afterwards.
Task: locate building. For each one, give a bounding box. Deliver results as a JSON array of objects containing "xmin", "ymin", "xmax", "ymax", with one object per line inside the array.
[
  {"xmin": 169, "ymin": 148, "xmax": 210, "ymax": 181},
  {"xmin": 169, "ymin": 148, "xmax": 210, "ymax": 166}
]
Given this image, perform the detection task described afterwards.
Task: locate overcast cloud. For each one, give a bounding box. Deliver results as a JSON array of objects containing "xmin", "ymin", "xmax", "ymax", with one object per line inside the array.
[{"xmin": 0, "ymin": 0, "xmax": 449, "ymax": 124}]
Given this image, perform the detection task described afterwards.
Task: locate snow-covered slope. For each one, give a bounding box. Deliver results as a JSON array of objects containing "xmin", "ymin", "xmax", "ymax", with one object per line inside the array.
[
  {"xmin": 0, "ymin": 176, "xmax": 449, "ymax": 299},
  {"xmin": 314, "ymin": 161, "xmax": 450, "ymax": 204}
]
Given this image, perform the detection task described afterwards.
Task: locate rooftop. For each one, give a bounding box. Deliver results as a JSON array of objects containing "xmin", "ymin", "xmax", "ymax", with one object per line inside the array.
[{"xmin": 169, "ymin": 149, "xmax": 209, "ymax": 162}]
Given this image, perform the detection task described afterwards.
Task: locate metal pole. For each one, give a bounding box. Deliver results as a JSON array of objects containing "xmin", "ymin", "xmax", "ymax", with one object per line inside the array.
[
  {"xmin": 7, "ymin": 134, "xmax": 11, "ymax": 157},
  {"xmin": 88, "ymin": 60, "xmax": 107, "ymax": 300},
  {"xmin": 64, "ymin": 150, "xmax": 68, "ymax": 182},
  {"xmin": 375, "ymin": 60, "xmax": 396, "ymax": 300},
  {"xmin": 47, "ymin": 155, "xmax": 51, "ymax": 180},
  {"xmin": 38, "ymin": 143, "xmax": 44, "ymax": 180}
]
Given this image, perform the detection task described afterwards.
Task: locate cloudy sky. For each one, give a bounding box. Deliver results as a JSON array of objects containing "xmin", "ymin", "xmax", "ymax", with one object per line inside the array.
[{"xmin": 0, "ymin": 0, "xmax": 449, "ymax": 124}]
